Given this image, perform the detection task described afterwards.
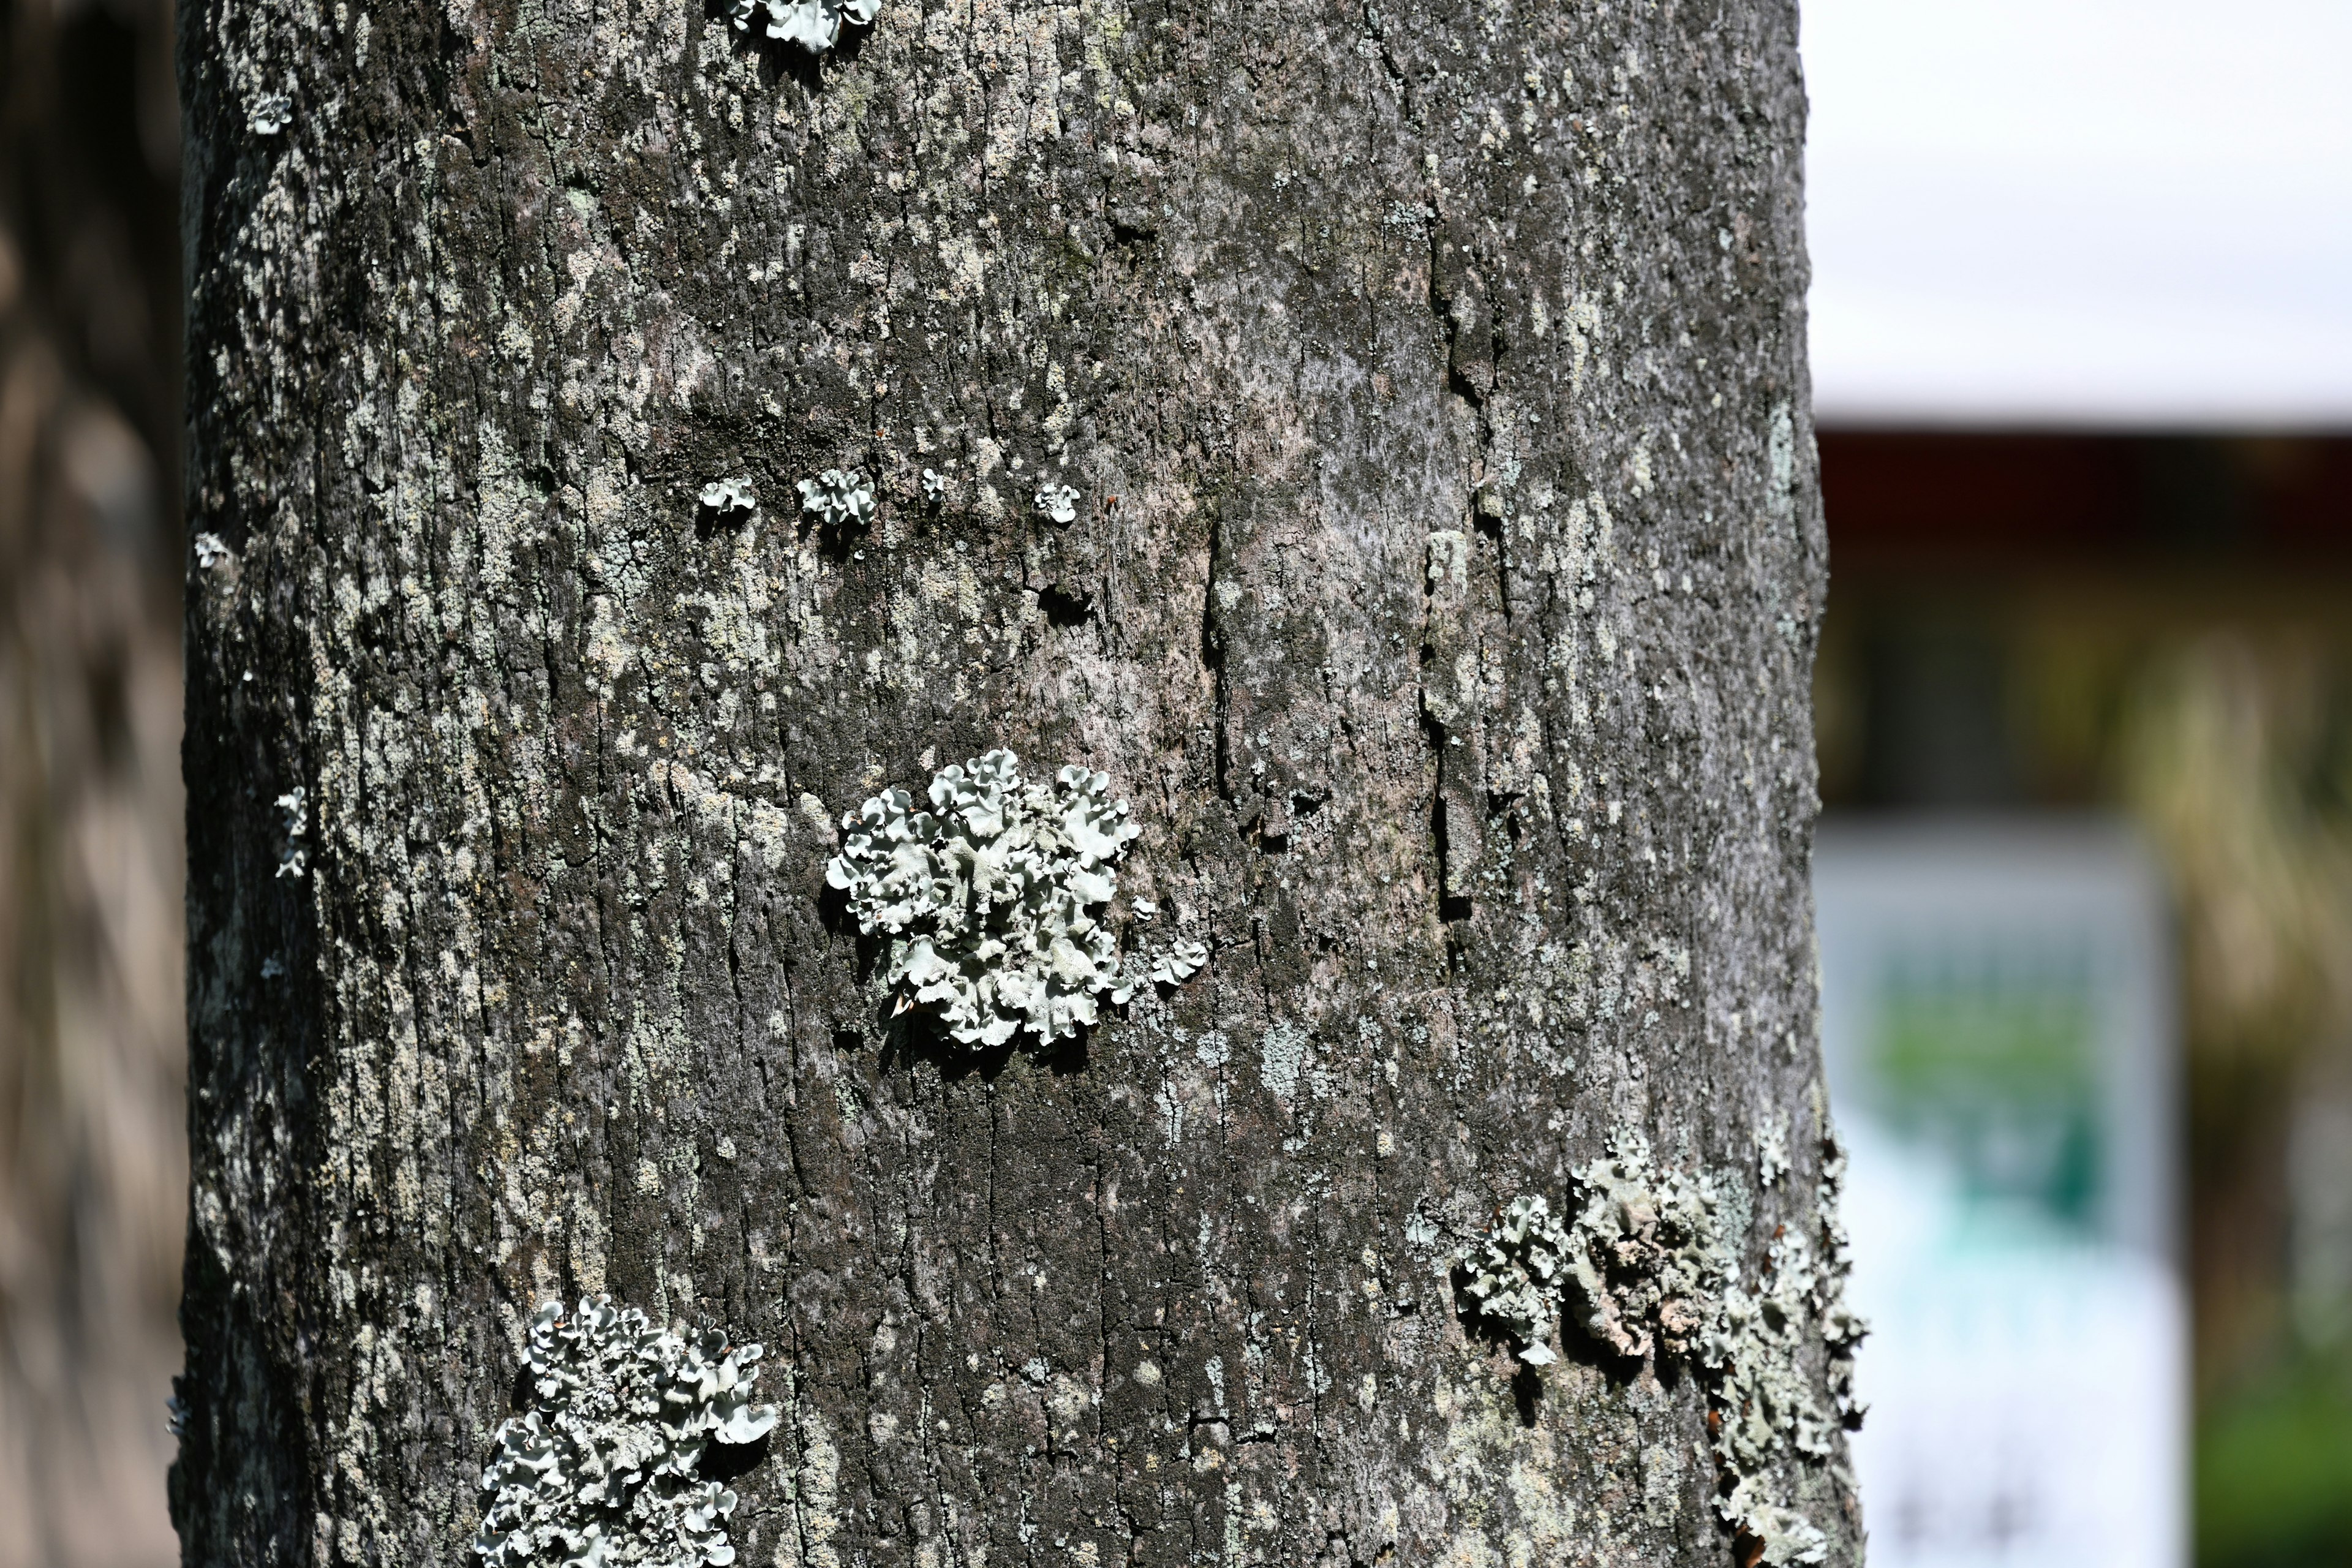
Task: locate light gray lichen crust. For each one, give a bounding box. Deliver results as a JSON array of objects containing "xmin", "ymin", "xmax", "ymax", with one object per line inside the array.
[
  {"xmin": 827, "ymin": 750, "xmax": 1194, "ymax": 1047},
  {"xmin": 724, "ymin": 0, "xmax": 878, "ymax": 53},
  {"xmin": 473, "ymin": 1297, "xmax": 778, "ymax": 1568}
]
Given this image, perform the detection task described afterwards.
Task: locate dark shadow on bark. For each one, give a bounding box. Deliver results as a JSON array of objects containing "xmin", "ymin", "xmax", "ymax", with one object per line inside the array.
[
  {"xmin": 1442, "ymin": 1265, "xmax": 1550, "ymax": 1429},
  {"xmin": 876, "ymin": 1003, "xmax": 1093, "ymax": 1083},
  {"xmin": 1432, "ymin": 794, "xmax": 1472, "ymax": 924},
  {"xmin": 699, "ymin": 1429, "xmax": 772, "ymax": 1483},
  {"xmin": 1036, "ymin": 582, "xmax": 1093, "ymax": 628},
  {"xmin": 692, "ymin": 501, "xmax": 737, "ymax": 543},
  {"xmin": 1037, "ymin": 1029, "xmax": 1090, "ymax": 1077},
  {"xmin": 701, "ymin": 0, "xmax": 827, "ymax": 92},
  {"xmin": 814, "ymin": 878, "xmax": 858, "ymax": 941},
  {"xmin": 1555, "ymin": 1311, "xmax": 1654, "ymax": 1388},
  {"xmin": 880, "ymin": 1008, "xmax": 1013, "ymax": 1083},
  {"xmin": 1509, "ymin": 1362, "xmax": 1545, "ymax": 1428}
]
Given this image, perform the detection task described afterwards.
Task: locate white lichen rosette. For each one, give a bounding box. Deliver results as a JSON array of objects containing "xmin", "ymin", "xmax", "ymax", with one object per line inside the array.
[
  {"xmin": 725, "ymin": 0, "xmax": 878, "ymax": 53},
  {"xmin": 473, "ymin": 1297, "xmax": 778, "ymax": 1568},
  {"xmin": 797, "ymin": 467, "xmax": 875, "ymax": 529},
  {"xmin": 826, "ymin": 750, "xmax": 1197, "ymax": 1048},
  {"xmin": 699, "ymin": 477, "xmax": 757, "ymax": 516}
]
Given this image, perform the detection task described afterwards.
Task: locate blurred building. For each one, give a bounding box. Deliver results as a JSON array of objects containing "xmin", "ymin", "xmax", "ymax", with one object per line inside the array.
[{"xmin": 1805, "ymin": 2, "xmax": 2352, "ymax": 1564}]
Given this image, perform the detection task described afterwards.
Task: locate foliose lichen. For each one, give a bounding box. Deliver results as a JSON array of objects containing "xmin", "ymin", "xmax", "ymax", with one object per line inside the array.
[
  {"xmin": 921, "ymin": 468, "xmax": 948, "ymax": 505},
  {"xmin": 193, "ymin": 532, "xmax": 230, "ymax": 570},
  {"xmin": 249, "ymin": 91, "xmax": 292, "ymax": 136},
  {"xmin": 699, "ymin": 478, "xmax": 757, "ymax": 515},
  {"xmin": 1699, "ymin": 1233, "xmax": 1838, "ymax": 1564},
  {"xmin": 1459, "ymin": 1129, "xmax": 1866, "ymax": 1566},
  {"xmin": 1150, "ymin": 938, "xmax": 1208, "ymax": 986},
  {"xmin": 724, "ymin": 0, "xmax": 878, "ymax": 54},
  {"xmin": 797, "ymin": 468, "xmax": 875, "ymax": 529},
  {"xmin": 1553, "ymin": 1131, "xmax": 1730, "ymax": 1363},
  {"xmin": 826, "ymin": 750, "xmax": 1196, "ymax": 1048},
  {"xmin": 473, "ymin": 1297, "xmax": 778, "ymax": 1568},
  {"xmin": 1815, "ymin": 1138, "xmax": 1869, "ymax": 1430},
  {"xmin": 274, "ymin": 785, "xmax": 309, "ymax": 880},
  {"xmin": 1460, "ymin": 1195, "xmax": 1574, "ymax": 1365},
  {"xmin": 1033, "ymin": 483, "xmax": 1080, "ymax": 524}
]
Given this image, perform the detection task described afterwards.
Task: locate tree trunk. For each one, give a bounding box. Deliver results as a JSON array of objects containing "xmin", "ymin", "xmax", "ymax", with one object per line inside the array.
[{"xmin": 174, "ymin": 0, "xmax": 1852, "ymax": 1564}]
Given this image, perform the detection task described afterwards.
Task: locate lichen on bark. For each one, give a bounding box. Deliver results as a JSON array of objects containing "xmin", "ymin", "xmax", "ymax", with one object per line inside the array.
[{"xmin": 173, "ymin": 0, "xmax": 1852, "ymax": 1563}]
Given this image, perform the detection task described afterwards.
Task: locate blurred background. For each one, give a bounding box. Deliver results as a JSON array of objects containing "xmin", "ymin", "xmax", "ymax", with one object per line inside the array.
[
  {"xmin": 0, "ymin": 1, "xmax": 2346, "ymax": 1566},
  {"xmin": 0, "ymin": 0, "xmax": 187, "ymax": 1559},
  {"xmin": 1806, "ymin": 2, "xmax": 2352, "ymax": 1566}
]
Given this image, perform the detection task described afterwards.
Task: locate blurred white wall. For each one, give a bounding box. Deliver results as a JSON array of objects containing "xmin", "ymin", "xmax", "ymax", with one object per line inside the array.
[{"xmin": 1803, "ymin": 0, "xmax": 2352, "ymax": 429}]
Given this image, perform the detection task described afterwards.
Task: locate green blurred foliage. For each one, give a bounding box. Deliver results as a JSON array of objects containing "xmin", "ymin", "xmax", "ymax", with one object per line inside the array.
[{"xmin": 2196, "ymin": 1343, "xmax": 2352, "ymax": 1568}]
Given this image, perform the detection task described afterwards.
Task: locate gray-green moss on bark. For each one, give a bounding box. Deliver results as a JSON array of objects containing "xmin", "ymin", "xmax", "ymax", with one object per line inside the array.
[{"xmin": 173, "ymin": 0, "xmax": 1853, "ymax": 1562}]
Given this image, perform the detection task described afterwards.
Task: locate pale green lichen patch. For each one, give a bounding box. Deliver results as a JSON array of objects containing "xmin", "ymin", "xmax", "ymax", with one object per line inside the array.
[
  {"xmin": 1555, "ymin": 1131, "xmax": 1730, "ymax": 1364},
  {"xmin": 1700, "ymin": 1233, "xmax": 1837, "ymax": 1564},
  {"xmin": 825, "ymin": 750, "xmax": 1199, "ymax": 1048},
  {"xmin": 1150, "ymin": 938, "xmax": 1207, "ymax": 986},
  {"xmin": 473, "ymin": 1297, "xmax": 778, "ymax": 1568}
]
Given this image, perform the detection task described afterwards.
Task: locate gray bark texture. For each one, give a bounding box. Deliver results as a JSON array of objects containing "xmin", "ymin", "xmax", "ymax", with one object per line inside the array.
[{"xmin": 174, "ymin": 0, "xmax": 1853, "ymax": 1564}]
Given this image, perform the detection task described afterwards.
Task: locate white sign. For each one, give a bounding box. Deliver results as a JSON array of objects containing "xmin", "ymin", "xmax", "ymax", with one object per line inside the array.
[{"xmin": 1815, "ymin": 820, "xmax": 2187, "ymax": 1568}]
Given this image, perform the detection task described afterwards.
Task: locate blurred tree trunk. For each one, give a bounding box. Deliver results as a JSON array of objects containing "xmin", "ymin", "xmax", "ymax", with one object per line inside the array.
[
  {"xmin": 175, "ymin": 1, "xmax": 1853, "ymax": 1564},
  {"xmin": 0, "ymin": 0, "xmax": 187, "ymax": 1562}
]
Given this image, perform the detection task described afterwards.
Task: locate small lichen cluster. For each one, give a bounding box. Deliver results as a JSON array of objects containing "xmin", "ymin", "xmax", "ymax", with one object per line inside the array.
[
  {"xmin": 1554, "ymin": 1133, "xmax": 1730, "ymax": 1363},
  {"xmin": 1150, "ymin": 937, "xmax": 1209, "ymax": 986},
  {"xmin": 724, "ymin": 0, "xmax": 878, "ymax": 53},
  {"xmin": 798, "ymin": 468, "xmax": 875, "ymax": 529},
  {"xmin": 1699, "ymin": 1235, "xmax": 1839, "ymax": 1565},
  {"xmin": 1033, "ymin": 483, "xmax": 1080, "ymax": 524},
  {"xmin": 1814, "ymin": 1139, "xmax": 1869, "ymax": 1430},
  {"xmin": 1460, "ymin": 1195, "xmax": 1573, "ymax": 1365},
  {"xmin": 473, "ymin": 1297, "xmax": 778, "ymax": 1568},
  {"xmin": 274, "ymin": 786, "xmax": 309, "ymax": 880},
  {"xmin": 249, "ymin": 89, "xmax": 292, "ymax": 136},
  {"xmin": 827, "ymin": 750, "xmax": 1197, "ymax": 1047},
  {"xmin": 699, "ymin": 478, "xmax": 757, "ymax": 515},
  {"xmin": 1461, "ymin": 1130, "xmax": 1864, "ymax": 1566}
]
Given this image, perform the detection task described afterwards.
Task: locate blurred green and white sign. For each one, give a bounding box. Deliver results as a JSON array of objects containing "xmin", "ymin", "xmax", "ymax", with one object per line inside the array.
[{"xmin": 1817, "ymin": 820, "xmax": 2184, "ymax": 1568}]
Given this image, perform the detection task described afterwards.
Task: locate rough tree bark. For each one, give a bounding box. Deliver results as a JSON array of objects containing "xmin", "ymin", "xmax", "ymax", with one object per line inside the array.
[{"xmin": 175, "ymin": 0, "xmax": 1852, "ymax": 1564}]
